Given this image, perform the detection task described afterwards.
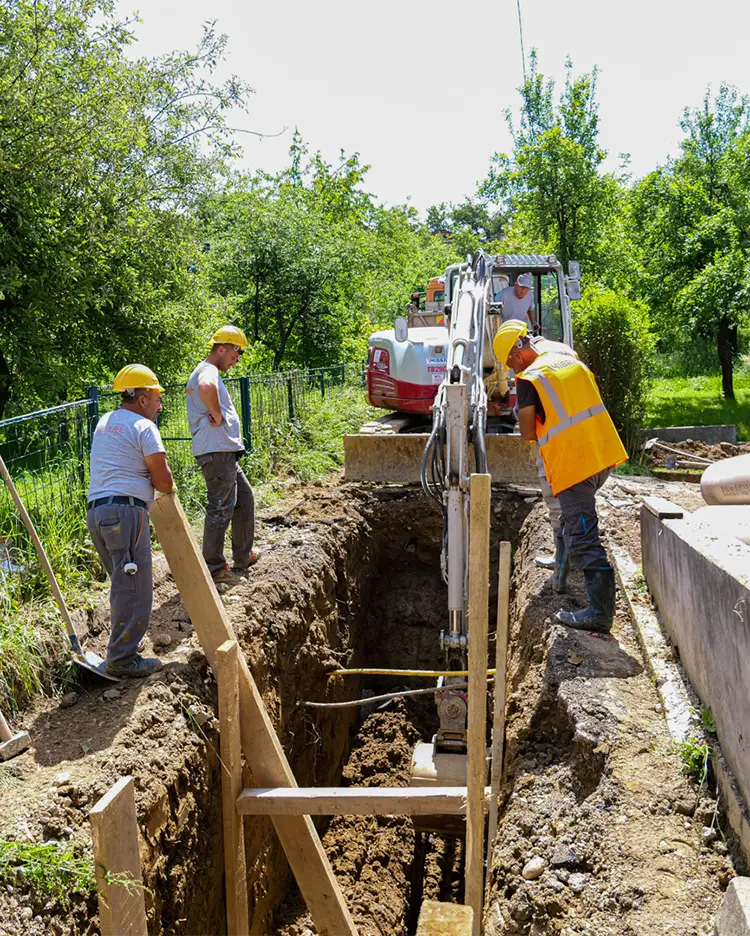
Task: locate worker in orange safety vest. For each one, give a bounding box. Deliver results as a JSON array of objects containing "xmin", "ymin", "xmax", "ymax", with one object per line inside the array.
[{"xmin": 493, "ymin": 319, "xmax": 628, "ymax": 632}]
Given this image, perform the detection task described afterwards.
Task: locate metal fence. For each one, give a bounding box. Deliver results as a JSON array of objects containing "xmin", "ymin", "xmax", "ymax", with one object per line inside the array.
[{"xmin": 0, "ymin": 364, "xmax": 358, "ymax": 533}]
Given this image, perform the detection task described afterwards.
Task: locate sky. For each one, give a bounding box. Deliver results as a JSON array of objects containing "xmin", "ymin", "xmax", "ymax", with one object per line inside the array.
[{"xmin": 120, "ymin": 0, "xmax": 750, "ymax": 214}]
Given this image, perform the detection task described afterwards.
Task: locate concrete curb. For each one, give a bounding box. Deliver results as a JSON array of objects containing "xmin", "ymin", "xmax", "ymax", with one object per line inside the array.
[
  {"xmin": 608, "ymin": 537, "xmax": 750, "ymax": 867},
  {"xmin": 715, "ymin": 877, "xmax": 750, "ymax": 935}
]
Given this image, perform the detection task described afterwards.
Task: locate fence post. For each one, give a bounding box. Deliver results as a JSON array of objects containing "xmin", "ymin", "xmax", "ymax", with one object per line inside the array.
[
  {"xmin": 319, "ymin": 370, "xmax": 326, "ymax": 398},
  {"xmin": 86, "ymin": 385, "xmax": 99, "ymax": 452},
  {"xmin": 286, "ymin": 377, "xmax": 295, "ymax": 422},
  {"xmin": 75, "ymin": 407, "xmax": 86, "ymax": 489},
  {"xmin": 340, "ymin": 363, "xmax": 346, "ymax": 386},
  {"xmin": 239, "ymin": 377, "xmax": 253, "ymax": 453}
]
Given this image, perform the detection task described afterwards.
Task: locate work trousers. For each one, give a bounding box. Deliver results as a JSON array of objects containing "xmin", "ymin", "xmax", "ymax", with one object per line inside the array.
[
  {"xmin": 197, "ymin": 451, "xmax": 255, "ymax": 574},
  {"xmin": 536, "ymin": 448, "xmax": 563, "ymax": 537},
  {"xmin": 556, "ymin": 469, "xmax": 611, "ymax": 572},
  {"xmin": 86, "ymin": 504, "xmax": 153, "ymax": 664}
]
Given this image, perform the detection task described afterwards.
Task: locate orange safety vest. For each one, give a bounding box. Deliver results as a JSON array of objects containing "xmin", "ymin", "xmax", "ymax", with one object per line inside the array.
[{"xmin": 519, "ymin": 350, "xmax": 628, "ymax": 496}]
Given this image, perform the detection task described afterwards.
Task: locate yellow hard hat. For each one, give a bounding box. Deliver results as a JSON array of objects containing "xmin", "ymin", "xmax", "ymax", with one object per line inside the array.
[
  {"xmin": 113, "ymin": 364, "xmax": 165, "ymax": 393},
  {"xmin": 210, "ymin": 325, "xmax": 248, "ymax": 349},
  {"xmin": 493, "ymin": 319, "xmax": 529, "ymax": 367}
]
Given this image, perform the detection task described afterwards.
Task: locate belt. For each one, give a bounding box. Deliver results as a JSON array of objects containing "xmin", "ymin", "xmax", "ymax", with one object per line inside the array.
[{"xmin": 87, "ymin": 495, "xmax": 147, "ymax": 510}]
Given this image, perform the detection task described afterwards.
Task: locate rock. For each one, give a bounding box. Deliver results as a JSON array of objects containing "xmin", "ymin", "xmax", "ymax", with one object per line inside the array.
[
  {"xmin": 54, "ymin": 771, "xmax": 71, "ymax": 785},
  {"xmin": 714, "ymin": 840, "xmax": 729, "ymax": 856},
  {"xmin": 658, "ymin": 839, "xmax": 672, "ymax": 854},
  {"xmin": 702, "ymin": 826, "xmax": 718, "ymax": 845},
  {"xmin": 189, "ymin": 707, "xmax": 212, "ymax": 728},
  {"xmin": 59, "ymin": 692, "xmax": 79, "ymax": 708},
  {"xmin": 545, "ymin": 874, "xmax": 565, "ymax": 892},
  {"xmin": 522, "ymin": 856, "xmax": 546, "ymax": 880},
  {"xmin": 551, "ymin": 843, "xmax": 579, "ymax": 867},
  {"xmin": 103, "ymin": 688, "xmax": 120, "ymax": 701},
  {"xmin": 153, "ymin": 633, "xmax": 172, "ymax": 648},
  {"xmin": 21, "ymin": 907, "xmax": 33, "ymax": 920},
  {"xmin": 177, "ymin": 620, "xmax": 194, "ymax": 634},
  {"xmin": 569, "ymin": 872, "xmax": 588, "ymax": 893}
]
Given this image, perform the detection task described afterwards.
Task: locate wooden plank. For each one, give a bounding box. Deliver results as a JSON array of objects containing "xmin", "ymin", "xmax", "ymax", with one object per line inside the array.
[
  {"xmin": 90, "ymin": 777, "xmax": 147, "ymax": 936},
  {"xmin": 236, "ymin": 785, "xmax": 493, "ymax": 816},
  {"xmin": 149, "ymin": 494, "xmax": 357, "ymax": 936},
  {"xmin": 217, "ymin": 640, "xmax": 249, "ymax": 936},
  {"xmin": 486, "ymin": 541, "xmax": 511, "ymax": 872},
  {"xmin": 465, "ymin": 473, "xmax": 491, "ymax": 935},
  {"xmin": 642, "ymin": 495, "xmax": 685, "ymax": 520},
  {"xmin": 416, "ymin": 900, "xmax": 474, "ymax": 936}
]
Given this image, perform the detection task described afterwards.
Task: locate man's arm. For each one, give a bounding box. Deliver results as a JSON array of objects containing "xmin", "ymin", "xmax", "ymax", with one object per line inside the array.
[
  {"xmin": 517, "ymin": 405, "xmax": 538, "ymax": 441},
  {"xmin": 198, "ymin": 371, "xmax": 223, "ymax": 426},
  {"xmin": 145, "ymin": 452, "xmax": 174, "ymax": 493}
]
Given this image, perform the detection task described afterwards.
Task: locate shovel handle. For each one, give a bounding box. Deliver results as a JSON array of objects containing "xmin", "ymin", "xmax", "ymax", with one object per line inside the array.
[{"xmin": 0, "ymin": 453, "xmax": 78, "ymax": 642}]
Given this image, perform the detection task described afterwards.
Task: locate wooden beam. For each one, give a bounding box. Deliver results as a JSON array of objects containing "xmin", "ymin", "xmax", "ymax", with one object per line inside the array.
[
  {"xmin": 416, "ymin": 900, "xmax": 474, "ymax": 936},
  {"xmin": 465, "ymin": 473, "xmax": 491, "ymax": 935},
  {"xmin": 236, "ymin": 786, "xmax": 493, "ymax": 816},
  {"xmin": 486, "ymin": 541, "xmax": 511, "ymax": 872},
  {"xmin": 217, "ymin": 640, "xmax": 249, "ymax": 936},
  {"xmin": 642, "ymin": 495, "xmax": 685, "ymax": 520},
  {"xmin": 90, "ymin": 776, "xmax": 147, "ymax": 936},
  {"xmin": 149, "ymin": 494, "xmax": 357, "ymax": 936}
]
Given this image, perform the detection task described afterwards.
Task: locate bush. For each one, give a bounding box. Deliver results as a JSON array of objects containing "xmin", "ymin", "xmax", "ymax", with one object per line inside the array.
[{"xmin": 573, "ymin": 289, "xmax": 654, "ymax": 455}]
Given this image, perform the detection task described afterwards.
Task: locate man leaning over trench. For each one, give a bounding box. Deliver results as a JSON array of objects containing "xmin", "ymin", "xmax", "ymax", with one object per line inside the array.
[
  {"xmin": 186, "ymin": 325, "xmax": 260, "ymax": 585},
  {"xmin": 87, "ymin": 365, "xmax": 173, "ymax": 677},
  {"xmin": 493, "ymin": 320, "xmax": 628, "ymax": 632}
]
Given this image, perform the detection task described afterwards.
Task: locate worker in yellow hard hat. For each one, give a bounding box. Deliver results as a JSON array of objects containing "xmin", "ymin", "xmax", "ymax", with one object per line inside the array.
[
  {"xmin": 493, "ymin": 320, "xmax": 627, "ymax": 633},
  {"xmin": 86, "ymin": 364, "xmax": 173, "ymax": 677},
  {"xmin": 186, "ymin": 326, "xmax": 260, "ymax": 585}
]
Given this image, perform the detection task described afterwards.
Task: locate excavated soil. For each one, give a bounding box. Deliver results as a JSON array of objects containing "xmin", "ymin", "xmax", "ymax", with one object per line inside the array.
[
  {"xmin": 0, "ymin": 472, "xmax": 739, "ymax": 936},
  {"xmin": 644, "ymin": 438, "xmax": 750, "ymax": 468}
]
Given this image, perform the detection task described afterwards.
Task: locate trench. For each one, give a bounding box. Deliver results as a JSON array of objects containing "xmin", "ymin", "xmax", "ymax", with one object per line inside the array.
[{"xmin": 125, "ymin": 484, "xmax": 729, "ymax": 936}]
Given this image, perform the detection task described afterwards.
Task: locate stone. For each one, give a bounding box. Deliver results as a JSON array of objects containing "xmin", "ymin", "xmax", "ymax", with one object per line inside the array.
[
  {"xmin": 102, "ymin": 689, "xmax": 120, "ymax": 701},
  {"xmin": 569, "ymin": 872, "xmax": 588, "ymax": 893},
  {"xmin": 522, "ymin": 856, "xmax": 546, "ymax": 880},
  {"xmin": 715, "ymin": 876, "xmax": 750, "ymax": 935},
  {"xmin": 54, "ymin": 771, "xmax": 71, "ymax": 785},
  {"xmin": 152, "ymin": 633, "xmax": 172, "ymax": 648},
  {"xmin": 551, "ymin": 844, "xmax": 579, "ymax": 868},
  {"xmin": 177, "ymin": 620, "xmax": 194, "ymax": 634},
  {"xmin": 21, "ymin": 907, "xmax": 33, "ymax": 920},
  {"xmin": 59, "ymin": 692, "xmax": 79, "ymax": 708},
  {"xmin": 658, "ymin": 839, "xmax": 672, "ymax": 853},
  {"xmin": 703, "ymin": 826, "xmax": 718, "ymax": 845}
]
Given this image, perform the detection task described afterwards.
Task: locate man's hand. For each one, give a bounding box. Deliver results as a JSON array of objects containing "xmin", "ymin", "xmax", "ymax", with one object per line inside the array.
[
  {"xmin": 532, "ymin": 322, "xmax": 542, "ymax": 336},
  {"xmin": 198, "ymin": 375, "xmax": 223, "ymax": 426},
  {"xmin": 208, "ymin": 410, "xmax": 223, "ymax": 426}
]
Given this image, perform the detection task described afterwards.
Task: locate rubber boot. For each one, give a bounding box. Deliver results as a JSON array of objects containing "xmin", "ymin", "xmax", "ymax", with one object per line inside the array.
[
  {"xmin": 555, "ymin": 567, "xmax": 616, "ymax": 633},
  {"xmin": 550, "ymin": 535, "xmax": 569, "ymax": 594}
]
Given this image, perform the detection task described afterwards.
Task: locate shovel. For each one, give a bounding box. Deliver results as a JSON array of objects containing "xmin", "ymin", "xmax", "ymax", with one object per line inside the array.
[{"xmin": 0, "ymin": 453, "xmax": 119, "ymax": 682}]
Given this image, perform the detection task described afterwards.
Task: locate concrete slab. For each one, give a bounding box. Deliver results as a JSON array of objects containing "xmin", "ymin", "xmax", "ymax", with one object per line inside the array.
[
  {"xmin": 416, "ymin": 900, "xmax": 473, "ymax": 936},
  {"xmin": 343, "ymin": 433, "xmax": 537, "ymax": 485},
  {"xmin": 641, "ymin": 507, "xmax": 750, "ymax": 808},
  {"xmin": 642, "ymin": 425, "xmax": 737, "ymax": 444},
  {"xmin": 715, "ymin": 877, "xmax": 750, "ymax": 935}
]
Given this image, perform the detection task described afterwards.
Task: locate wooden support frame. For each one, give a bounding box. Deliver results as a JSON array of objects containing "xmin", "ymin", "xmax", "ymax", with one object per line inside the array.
[
  {"xmin": 236, "ymin": 785, "xmax": 492, "ymax": 816},
  {"xmin": 217, "ymin": 640, "xmax": 249, "ymax": 936},
  {"xmin": 90, "ymin": 776, "xmax": 148, "ymax": 936},
  {"xmin": 465, "ymin": 473, "xmax": 491, "ymax": 935},
  {"xmin": 149, "ymin": 494, "xmax": 357, "ymax": 936},
  {"xmin": 486, "ymin": 541, "xmax": 511, "ymax": 872}
]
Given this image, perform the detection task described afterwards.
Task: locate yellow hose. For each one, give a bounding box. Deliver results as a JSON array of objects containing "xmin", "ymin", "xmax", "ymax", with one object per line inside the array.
[{"xmin": 329, "ymin": 668, "xmax": 497, "ymax": 679}]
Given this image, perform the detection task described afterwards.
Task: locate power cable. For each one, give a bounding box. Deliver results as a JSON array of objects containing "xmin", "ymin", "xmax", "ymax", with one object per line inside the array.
[{"xmin": 516, "ymin": 0, "xmax": 527, "ymax": 83}]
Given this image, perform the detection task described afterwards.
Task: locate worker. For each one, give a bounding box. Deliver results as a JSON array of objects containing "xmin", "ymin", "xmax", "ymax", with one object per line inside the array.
[
  {"xmin": 493, "ymin": 320, "xmax": 628, "ymax": 632},
  {"xmin": 495, "ymin": 273, "xmax": 540, "ymax": 332},
  {"xmin": 186, "ymin": 325, "xmax": 259, "ymax": 585},
  {"xmin": 86, "ymin": 365, "xmax": 173, "ymax": 677}
]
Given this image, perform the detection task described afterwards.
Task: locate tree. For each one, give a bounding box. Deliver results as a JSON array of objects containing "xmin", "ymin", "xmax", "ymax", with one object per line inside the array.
[
  {"xmin": 479, "ymin": 52, "xmax": 621, "ymax": 277},
  {"xmin": 630, "ymin": 86, "xmax": 750, "ymax": 397},
  {"xmin": 0, "ymin": 0, "xmax": 251, "ymax": 416},
  {"xmin": 425, "ymin": 199, "xmax": 505, "ymax": 256}
]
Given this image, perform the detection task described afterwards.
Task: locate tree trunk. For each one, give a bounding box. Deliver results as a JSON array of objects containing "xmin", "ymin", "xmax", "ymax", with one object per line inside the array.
[
  {"xmin": 0, "ymin": 343, "xmax": 12, "ymax": 420},
  {"xmin": 717, "ymin": 315, "xmax": 736, "ymax": 399}
]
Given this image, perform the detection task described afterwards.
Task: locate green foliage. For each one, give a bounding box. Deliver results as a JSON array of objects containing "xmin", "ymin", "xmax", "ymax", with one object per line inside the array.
[
  {"xmin": 674, "ymin": 736, "xmax": 711, "ymax": 787},
  {"xmin": 630, "ymin": 85, "xmax": 750, "ymax": 397},
  {"xmin": 646, "ymin": 373, "xmax": 750, "ymax": 441},
  {"xmin": 0, "ymin": 0, "xmax": 251, "ymax": 417},
  {"xmin": 573, "ymin": 288, "xmax": 654, "ymax": 454},
  {"xmin": 0, "ymin": 839, "xmax": 96, "ymax": 907},
  {"xmin": 480, "ymin": 52, "xmax": 623, "ymax": 278},
  {"xmin": 425, "ymin": 199, "xmax": 505, "ymax": 257},
  {"xmin": 700, "ymin": 707, "xmax": 717, "ymax": 734}
]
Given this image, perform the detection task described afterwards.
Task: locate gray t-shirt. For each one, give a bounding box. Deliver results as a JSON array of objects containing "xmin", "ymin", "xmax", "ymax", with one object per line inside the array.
[
  {"xmin": 186, "ymin": 360, "xmax": 243, "ymax": 456},
  {"xmin": 88, "ymin": 409, "xmax": 165, "ymax": 505},
  {"xmin": 497, "ymin": 285, "xmax": 535, "ymax": 324}
]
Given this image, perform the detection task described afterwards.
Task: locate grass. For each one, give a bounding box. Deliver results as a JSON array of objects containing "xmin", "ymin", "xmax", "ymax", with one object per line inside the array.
[
  {"xmin": 0, "ymin": 839, "xmax": 96, "ymax": 908},
  {"xmin": 674, "ymin": 736, "xmax": 711, "ymax": 787},
  {"xmin": 645, "ymin": 373, "xmax": 750, "ymax": 441}
]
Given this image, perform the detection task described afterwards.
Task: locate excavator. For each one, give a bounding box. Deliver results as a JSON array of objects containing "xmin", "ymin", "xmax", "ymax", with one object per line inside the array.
[{"xmin": 346, "ymin": 251, "xmax": 581, "ymax": 789}]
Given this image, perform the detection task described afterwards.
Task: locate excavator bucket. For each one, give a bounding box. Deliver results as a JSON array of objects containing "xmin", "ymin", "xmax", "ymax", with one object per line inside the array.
[{"xmin": 343, "ymin": 431, "xmax": 539, "ymax": 485}]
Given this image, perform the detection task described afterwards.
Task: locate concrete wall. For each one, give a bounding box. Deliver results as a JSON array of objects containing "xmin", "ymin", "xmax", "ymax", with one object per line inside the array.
[
  {"xmin": 642, "ymin": 506, "xmax": 750, "ymax": 806},
  {"xmin": 641, "ymin": 425, "xmax": 737, "ymax": 444}
]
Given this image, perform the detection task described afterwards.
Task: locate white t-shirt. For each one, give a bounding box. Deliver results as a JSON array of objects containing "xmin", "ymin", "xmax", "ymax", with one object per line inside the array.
[
  {"xmin": 186, "ymin": 361, "xmax": 243, "ymax": 456},
  {"xmin": 497, "ymin": 285, "xmax": 535, "ymax": 324},
  {"xmin": 88, "ymin": 409, "xmax": 165, "ymax": 505}
]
